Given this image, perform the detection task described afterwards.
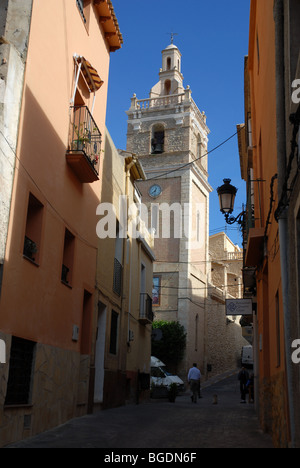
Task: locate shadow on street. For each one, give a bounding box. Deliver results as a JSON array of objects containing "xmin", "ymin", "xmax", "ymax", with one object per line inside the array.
[{"xmin": 7, "ymin": 373, "xmax": 274, "ymax": 449}]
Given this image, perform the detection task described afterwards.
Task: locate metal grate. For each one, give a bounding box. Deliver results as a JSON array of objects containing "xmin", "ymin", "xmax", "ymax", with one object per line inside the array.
[
  {"xmin": 23, "ymin": 235, "xmax": 37, "ymax": 261},
  {"xmin": 5, "ymin": 337, "xmax": 36, "ymax": 406}
]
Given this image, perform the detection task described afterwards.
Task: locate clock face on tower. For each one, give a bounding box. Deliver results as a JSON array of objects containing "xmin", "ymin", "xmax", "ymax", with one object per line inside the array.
[{"xmin": 149, "ymin": 184, "xmax": 162, "ymax": 198}]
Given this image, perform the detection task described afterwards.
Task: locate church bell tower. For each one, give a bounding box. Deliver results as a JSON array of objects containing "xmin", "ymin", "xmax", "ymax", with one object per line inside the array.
[{"xmin": 125, "ymin": 41, "xmax": 212, "ymax": 379}]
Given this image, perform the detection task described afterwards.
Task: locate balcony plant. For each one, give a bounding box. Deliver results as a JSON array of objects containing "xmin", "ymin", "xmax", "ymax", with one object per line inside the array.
[{"xmin": 72, "ymin": 123, "xmax": 91, "ymax": 151}]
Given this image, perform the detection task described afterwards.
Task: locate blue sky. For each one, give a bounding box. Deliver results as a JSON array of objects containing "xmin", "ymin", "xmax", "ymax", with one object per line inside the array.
[{"xmin": 105, "ymin": 0, "xmax": 251, "ymax": 247}]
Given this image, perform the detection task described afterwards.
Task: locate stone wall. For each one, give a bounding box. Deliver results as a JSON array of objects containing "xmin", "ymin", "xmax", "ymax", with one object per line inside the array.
[
  {"xmin": 0, "ymin": 0, "xmax": 33, "ymax": 267},
  {"xmin": 206, "ymin": 291, "xmax": 249, "ymax": 379},
  {"xmin": 0, "ymin": 337, "xmax": 87, "ymax": 447},
  {"xmin": 259, "ymin": 371, "xmax": 290, "ymax": 448},
  {"xmin": 206, "ymin": 233, "xmax": 248, "ymax": 379}
]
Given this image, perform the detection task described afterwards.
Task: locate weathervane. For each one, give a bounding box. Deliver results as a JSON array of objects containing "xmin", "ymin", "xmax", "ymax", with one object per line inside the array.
[{"xmin": 168, "ymin": 32, "xmax": 178, "ymax": 44}]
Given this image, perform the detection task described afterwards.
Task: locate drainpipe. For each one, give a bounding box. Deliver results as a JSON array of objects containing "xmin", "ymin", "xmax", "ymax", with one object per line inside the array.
[{"xmin": 273, "ymin": 0, "xmax": 295, "ymax": 447}]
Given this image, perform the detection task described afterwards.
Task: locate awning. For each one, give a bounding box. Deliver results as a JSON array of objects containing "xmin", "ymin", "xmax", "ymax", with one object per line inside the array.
[
  {"xmin": 244, "ymin": 228, "xmax": 265, "ymax": 267},
  {"xmin": 80, "ymin": 56, "xmax": 104, "ymax": 92},
  {"xmin": 74, "ymin": 55, "xmax": 104, "ymax": 93}
]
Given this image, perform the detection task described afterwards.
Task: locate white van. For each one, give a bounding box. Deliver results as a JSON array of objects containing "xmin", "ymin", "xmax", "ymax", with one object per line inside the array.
[
  {"xmin": 241, "ymin": 345, "xmax": 253, "ymax": 368},
  {"xmin": 150, "ymin": 356, "xmax": 184, "ymax": 396}
]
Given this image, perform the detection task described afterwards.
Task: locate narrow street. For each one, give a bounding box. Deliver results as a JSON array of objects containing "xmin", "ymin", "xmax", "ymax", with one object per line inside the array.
[{"xmin": 7, "ymin": 372, "xmax": 274, "ymax": 449}]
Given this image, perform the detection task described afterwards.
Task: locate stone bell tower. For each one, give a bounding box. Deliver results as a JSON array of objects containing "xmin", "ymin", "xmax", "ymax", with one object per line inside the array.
[{"xmin": 125, "ymin": 41, "xmax": 212, "ymax": 380}]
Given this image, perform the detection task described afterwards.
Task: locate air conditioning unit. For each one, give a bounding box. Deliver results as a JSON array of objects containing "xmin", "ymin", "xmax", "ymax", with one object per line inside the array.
[{"xmin": 72, "ymin": 325, "xmax": 79, "ymax": 342}]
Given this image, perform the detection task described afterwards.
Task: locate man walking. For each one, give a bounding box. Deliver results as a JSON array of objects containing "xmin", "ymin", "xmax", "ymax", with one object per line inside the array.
[
  {"xmin": 188, "ymin": 363, "xmax": 201, "ymax": 403},
  {"xmin": 238, "ymin": 367, "xmax": 249, "ymax": 403}
]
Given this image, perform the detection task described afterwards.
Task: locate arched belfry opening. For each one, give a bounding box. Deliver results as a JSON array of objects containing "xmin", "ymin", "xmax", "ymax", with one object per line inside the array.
[
  {"xmin": 151, "ymin": 124, "xmax": 165, "ymax": 154},
  {"xmin": 164, "ymin": 79, "xmax": 171, "ymax": 95}
]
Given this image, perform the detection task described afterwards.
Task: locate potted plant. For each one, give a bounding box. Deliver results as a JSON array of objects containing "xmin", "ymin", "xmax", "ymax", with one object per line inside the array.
[
  {"xmin": 72, "ymin": 123, "xmax": 91, "ymax": 151},
  {"xmin": 167, "ymin": 383, "xmax": 178, "ymax": 403}
]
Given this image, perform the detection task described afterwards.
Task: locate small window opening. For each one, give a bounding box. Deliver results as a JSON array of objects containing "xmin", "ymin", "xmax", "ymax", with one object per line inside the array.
[
  {"xmin": 23, "ymin": 193, "xmax": 43, "ymax": 263},
  {"xmin": 61, "ymin": 228, "xmax": 75, "ymax": 286},
  {"xmin": 76, "ymin": 0, "xmax": 86, "ymax": 23},
  {"xmin": 81, "ymin": 290, "xmax": 93, "ymax": 354},
  {"xmin": 109, "ymin": 310, "xmax": 119, "ymax": 355},
  {"xmin": 164, "ymin": 80, "xmax": 171, "ymax": 95},
  {"xmin": 197, "ymin": 135, "xmax": 202, "ymax": 159},
  {"xmin": 113, "ymin": 221, "xmax": 123, "ymax": 296},
  {"xmin": 167, "ymin": 57, "xmax": 171, "ymax": 70}
]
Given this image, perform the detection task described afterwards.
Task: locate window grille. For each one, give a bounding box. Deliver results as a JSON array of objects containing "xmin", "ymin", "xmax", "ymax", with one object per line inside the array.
[{"xmin": 5, "ymin": 337, "xmax": 36, "ymax": 406}]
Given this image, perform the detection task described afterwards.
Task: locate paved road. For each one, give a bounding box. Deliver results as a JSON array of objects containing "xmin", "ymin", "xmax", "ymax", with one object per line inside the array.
[{"xmin": 7, "ymin": 372, "xmax": 274, "ymax": 449}]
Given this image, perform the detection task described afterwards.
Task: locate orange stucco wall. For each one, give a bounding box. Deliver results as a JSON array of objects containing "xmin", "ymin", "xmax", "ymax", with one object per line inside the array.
[
  {"xmin": 248, "ymin": 0, "xmax": 289, "ymax": 446},
  {"xmin": 0, "ymin": 0, "xmax": 111, "ymax": 351}
]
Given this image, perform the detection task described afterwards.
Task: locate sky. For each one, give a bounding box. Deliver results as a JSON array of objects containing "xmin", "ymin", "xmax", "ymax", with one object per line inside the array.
[{"xmin": 105, "ymin": 0, "xmax": 251, "ymax": 247}]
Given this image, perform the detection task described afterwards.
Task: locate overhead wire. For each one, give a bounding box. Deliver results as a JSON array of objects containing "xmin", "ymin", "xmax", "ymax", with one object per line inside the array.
[{"xmin": 146, "ymin": 126, "xmax": 244, "ymax": 181}]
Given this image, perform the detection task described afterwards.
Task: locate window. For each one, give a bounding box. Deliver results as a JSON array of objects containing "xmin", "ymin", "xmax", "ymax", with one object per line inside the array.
[
  {"xmin": 167, "ymin": 57, "xmax": 171, "ymax": 70},
  {"xmin": 197, "ymin": 135, "xmax": 202, "ymax": 159},
  {"xmin": 76, "ymin": 0, "xmax": 91, "ymax": 31},
  {"xmin": 23, "ymin": 193, "xmax": 44, "ymax": 263},
  {"xmin": 81, "ymin": 290, "xmax": 92, "ymax": 354},
  {"xmin": 113, "ymin": 222, "xmax": 123, "ymax": 296},
  {"xmin": 109, "ymin": 310, "xmax": 119, "ymax": 355},
  {"xmin": 152, "ymin": 276, "xmax": 161, "ymax": 306},
  {"xmin": 164, "ymin": 80, "xmax": 171, "ymax": 95},
  {"xmin": 61, "ymin": 228, "xmax": 75, "ymax": 286},
  {"xmin": 76, "ymin": 0, "xmax": 86, "ymax": 22},
  {"xmin": 5, "ymin": 336, "xmax": 36, "ymax": 406}
]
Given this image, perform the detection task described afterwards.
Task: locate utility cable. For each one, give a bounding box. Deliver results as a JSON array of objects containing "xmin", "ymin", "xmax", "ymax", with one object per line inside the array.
[{"xmin": 146, "ymin": 126, "xmax": 244, "ymax": 181}]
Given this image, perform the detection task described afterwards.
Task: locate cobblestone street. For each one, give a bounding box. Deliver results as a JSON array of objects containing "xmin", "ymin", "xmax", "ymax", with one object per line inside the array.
[{"xmin": 7, "ymin": 372, "xmax": 274, "ymax": 449}]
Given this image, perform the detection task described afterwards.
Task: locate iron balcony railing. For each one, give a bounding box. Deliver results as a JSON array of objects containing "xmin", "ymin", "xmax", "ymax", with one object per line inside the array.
[
  {"xmin": 68, "ymin": 105, "xmax": 102, "ymax": 175},
  {"xmin": 139, "ymin": 293, "xmax": 153, "ymax": 323},
  {"xmin": 23, "ymin": 236, "xmax": 37, "ymax": 262}
]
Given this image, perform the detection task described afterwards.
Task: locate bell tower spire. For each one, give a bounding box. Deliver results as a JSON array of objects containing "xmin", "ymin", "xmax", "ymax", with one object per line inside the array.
[{"xmin": 150, "ymin": 42, "xmax": 184, "ymax": 98}]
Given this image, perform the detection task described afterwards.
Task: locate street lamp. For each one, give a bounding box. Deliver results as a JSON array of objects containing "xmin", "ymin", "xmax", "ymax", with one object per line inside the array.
[{"xmin": 217, "ymin": 179, "xmax": 245, "ymax": 225}]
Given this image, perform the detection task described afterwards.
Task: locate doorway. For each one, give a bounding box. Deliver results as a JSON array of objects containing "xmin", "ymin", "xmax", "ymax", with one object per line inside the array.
[{"xmin": 94, "ymin": 301, "xmax": 107, "ymax": 403}]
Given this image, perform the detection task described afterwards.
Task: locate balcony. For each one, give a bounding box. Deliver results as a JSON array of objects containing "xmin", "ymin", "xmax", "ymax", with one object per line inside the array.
[
  {"xmin": 66, "ymin": 106, "xmax": 102, "ymax": 183},
  {"xmin": 139, "ymin": 293, "xmax": 153, "ymax": 325}
]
